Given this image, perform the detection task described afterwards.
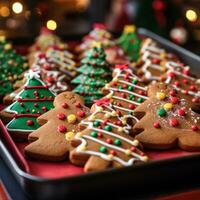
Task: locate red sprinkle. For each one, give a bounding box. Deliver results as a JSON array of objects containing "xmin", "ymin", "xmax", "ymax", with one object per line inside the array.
[
  {"xmin": 168, "ymin": 72, "xmax": 176, "ymax": 77},
  {"xmin": 109, "ymin": 150, "xmax": 116, "ymax": 155},
  {"xmin": 191, "ymin": 125, "xmax": 198, "ymax": 131},
  {"xmin": 170, "ymin": 96, "xmax": 179, "ymax": 104},
  {"xmin": 97, "ymin": 132, "xmax": 103, "ymax": 138},
  {"xmin": 102, "ymin": 120, "xmax": 108, "ymax": 125},
  {"xmin": 123, "ymin": 84, "xmax": 127, "ymax": 89},
  {"xmin": 169, "ymin": 118, "xmax": 179, "ymax": 127},
  {"xmin": 169, "ymin": 89, "xmax": 176, "ymax": 96},
  {"xmin": 43, "ymin": 64, "xmax": 51, "ymax": 70},
  {"xmin": 192, "ymin": 98, "xmax": 199, "ymax": 103},
  {"xmin": 153, "ymin": 122, "xmax": 160, "ymax": 128},
  {"xmin": 34, "ymin": 103, "xmax": 38, "ymax": 107},
  {"xmin": 111, "ymin": 82, "xmax": 117, "ymax": 87},
  {"xmin": 174, "ymin": 81, "xmax": 180, "ymax": 87},
  {"xmin": 42, "ymin": 106, "xmax": 48, "ymax": 111},
  {"xmin": 120, "ymin": 93, "xmax": 126, "ymax": 98},
  {"xmin": 128, "ymin": 104, "xmax": 135, "ymax": 109},
  {"xmin": 75, "ymin": 102, "xmax": 82, "ymax": 108},
  {"xmin": 77, "ymin": 111, "xmax": 85, "ymax": 118},
  {"xmin": 20, "ymin": 103, "xmax": 24, "ymax": 107},
  {"xmin": 57, "ymin": 125, "xmax": 67, "ymax": 133},
  {"xmin": 177, "ymin": 109, "xmax": 185, "ymax": 116},
  {"xmin": 183, "ymin": 69, "xmax": 189, "ymax": 75},
  {"xmin": 183, "ymin": 90, "xmax": 189, "ymax": 95},
  {"xmin": 47, "ymin": 76, "xmax": 55, "ymax": 83},
  {"xmin": 62, "ymin": 103, "xmax": 69, "ymax": 109},
  {"xmin": 189, "ymin": 85, "xmax": 196, "ymax": 91},
  {"xmin": 116, "ymin": 120, "xmax": 122, "ymax": 126},
  {"xmin": 152, "ymin": 58, "xmax": 160, "ymax": 64},
  {"xmin": 27, "ymin": 120, "xmax": 34, "ymax": 126},
  {"xmin": 33, "ymin": 91, "xmax": 39, "ymax": 96},
  {"xmin": 130, "ymin": 147, "xmax": 136, "ymax": 151},
  {"xmin": 138, "ymin": 90, "xmax": 144, "ymax": 95},
  {"xmin": 183, "ymin": 79, "xmax": 188, "ymax": 84},
  {"xmin": 57, "ymin": 113, "xmax": 66, "ymax": 120},
  {"xmin": 106, "ymin": 138, "xmax": 113, "ymax": 144}
]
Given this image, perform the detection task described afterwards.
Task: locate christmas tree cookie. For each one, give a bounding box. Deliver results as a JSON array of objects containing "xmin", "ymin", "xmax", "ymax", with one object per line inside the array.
[
  {"xmin": 1, "ymin": 70, "xmax": 55, "ymax": 139},
  {"xmin": 0, "ymin": 36, "xmax": 28, "ymax": 98},
  {"xmin": 133, "ymin": 83, "xmax": 200, "ymax": 151},
  {"xmin": 102, "ymin": 64, "xmax": 148, "ymax": 117},
  {"xmin": 25, "ymin": 92, "xmax": 90, "ymax": 161},
  {"xmin": 117, "ymin": 25, "xmax": 141, "ymax": 62},
  {"xmin": 70, "ymin": 98, "xmax": 148, "ymax": 172},
  {"xmin": 72, "ymin": 43, "xmax": 112, "ymax": 105}
]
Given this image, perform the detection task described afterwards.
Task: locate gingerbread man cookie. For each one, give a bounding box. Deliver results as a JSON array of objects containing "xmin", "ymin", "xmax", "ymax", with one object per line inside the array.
[
  {"xmin": 24, "ymin": 92, "xmax": 90, "ymax": 161},
  {"xmin": 133, "ymin": 83, "xmax": 200, "ymax": 151}
]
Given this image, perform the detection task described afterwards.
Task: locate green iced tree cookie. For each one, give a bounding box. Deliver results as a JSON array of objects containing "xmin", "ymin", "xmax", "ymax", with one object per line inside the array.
[
  {"xmin": 5, "ymin": 70, "xmax": 55, "ymax": 134},
  {"xmin": 117, "ymin": 25, "xmax": 141, "ymax": 62},
  {"xmin": 72, "ymin": 43, "xmax": 111, "ymax": 105}
]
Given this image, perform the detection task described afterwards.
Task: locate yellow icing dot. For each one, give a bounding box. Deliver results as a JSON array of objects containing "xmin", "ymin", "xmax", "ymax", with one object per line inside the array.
[
  {"xmin": 125, "ymin": 149, "xmax": 132, "ymax": 155},
  {"xmin": 104, "ymin": 113, "xmax": 111, "ymax": 119},
  {"xmin": 163, "ymin": 103, "xmax": 173, "ymax": 110},
  {"xmin": 4, "ymin": 44, "xmax": 12, "ymax": 50},
  {"xmin": 96, "ymin": 106, "xmax": 103, "ymax": 112},
  {"xmin": 67, "ymin": 114, "xmax": 77, "ymax": 124},
  {"xmin": 156, "ymin": 92, "xmax": 166, "ymax": 100},
  {"xmin": 111, "ymin": 111, "xmax": 117, "ymax": 116},
  {"xmin": 77, "ymin": 132, "xmax": 83, "ymax": 137},
  {"xmin": 107, "ymin": 93, "xmax": 113, "ymax": 99},
  {"xmin": 132, "ymin": 139, "xmax": 139, "ymax": 146},
  {"xmin": 113, "ymin": 77, "xmax": 118, "ymax": 82},
  {"xmin": 160, "ymin": 53, "xmax": 166, "ymax": 59},
  {"xmin": 89, "ymin": 115, "xmax": 95, "ymax": 121},
  {"xmin": 32, "ymin": 109, "xmax": 36, "ymax": 113},
  {"xmin": 118, "ymin": 127, "xmax": 123, "ymax": 132},
  {"xmin": 0, "ymin": 36, "xmax": 5, "ymax": 42},
  {"xmin": 108, "ymin": 154, "xmax": 114, "ymax": 159},
  {"xmin": 124, "ymin": 25, "xmax": 136, "ymax": 33},
  {"xmin": 80, "ymin": 145, "xmax": 86, "ymax": 151},
  {"xmin": 142, "ymin": 156, "xmax": 149, "ymax": 162},
  {"xmin": 65, "ymin": 132, "xmax": 75, "ymax": 141}
]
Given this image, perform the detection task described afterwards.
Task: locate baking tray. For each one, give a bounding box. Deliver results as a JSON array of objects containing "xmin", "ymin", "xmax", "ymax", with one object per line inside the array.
[{"xmin": 1, "ymin": 28, "xmax": 200, "ymax": 200}]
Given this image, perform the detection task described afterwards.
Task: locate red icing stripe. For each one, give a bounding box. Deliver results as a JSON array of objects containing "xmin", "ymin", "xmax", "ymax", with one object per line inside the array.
[
  {"xmin": 17, "ymin": 98, "xmax": 53, "ymax": 102},
  {"xmin": 14, "ymin": 114, "xmax": 40, "ymax": 118},
  {"xmin": 24, "ymin": 86, "xmax": 48, "ymax": 89}
]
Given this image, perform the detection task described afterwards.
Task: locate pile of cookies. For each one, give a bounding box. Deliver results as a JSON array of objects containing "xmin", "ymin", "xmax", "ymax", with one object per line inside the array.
[{"xmin": 0, "ymin": 25, "xmax": 200, "ymax": 173}]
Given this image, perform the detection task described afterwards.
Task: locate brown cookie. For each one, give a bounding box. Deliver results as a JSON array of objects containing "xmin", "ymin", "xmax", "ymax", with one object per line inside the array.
[
  {"xmin": 133, "ymin": 83, "xmax": 200, "ymax": 151},
  {"xmin": 70, "ymin": 99, "xmax": 148, "ymax": 172},
  {"xmin": 24, "ymin": 92, "xmax": 90, "ymax": 161}
]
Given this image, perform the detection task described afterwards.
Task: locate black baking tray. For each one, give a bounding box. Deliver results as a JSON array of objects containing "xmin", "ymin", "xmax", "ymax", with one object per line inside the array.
[{"xmin": 1, "ymin": 28, "xmax": 200, "ymax": 200}]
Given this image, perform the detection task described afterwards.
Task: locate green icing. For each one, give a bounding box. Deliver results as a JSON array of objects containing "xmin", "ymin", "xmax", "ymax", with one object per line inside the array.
[
  {"xmin": 5, "ymin": 75, "xmax": 55, "ymax": 132},
  {"xmin": 7, "ymin": 116, "xmax": 40, "ymax": 132},
  {"xmin": 71, "ymin": 46, "xmax": 112, "ymax": 105},
  {"xmin": 117, "ymin": 30, "xmax": 141, "ymax": 62}
]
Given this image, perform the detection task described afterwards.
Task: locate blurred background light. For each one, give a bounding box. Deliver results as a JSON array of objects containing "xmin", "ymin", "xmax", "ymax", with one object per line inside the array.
[
  {"xmin": 0, "ymin": 6, "xmax": 10, "ymax": 17},
  {"xmin": 46, "ymin": 20, "xmax": 57, "ymax": 30},
  {"xmin": 12, "ymin": 2, "xmax": 23, "ymax": 14},
  {"xmin": 186, "ymin": 9, "xmax": 198, "ymax": 22}
]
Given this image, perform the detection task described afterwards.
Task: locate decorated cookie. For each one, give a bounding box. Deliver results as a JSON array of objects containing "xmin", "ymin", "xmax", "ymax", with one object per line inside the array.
[
  {"xmin": 0, "ymin": 70, "xmax": 55, "ymax": 139},
  {"xmin": 24, "ymin": 92, "xmax": 90, "ymax": 161},
  {"xmin": 117, "ymin": 25, "xmax": 141, "ymax": 62},
  {"xmin": 133, "ymin": 83, "xmax": 200, "ymax": 151},
  {"xmin": 70, "ymin": 98, "xmax": 148, "ymax": 172},
  {"xmin": 72, "ymin": 42, "xmax": 112, "ymax": 105},
  {"xmin": 0, "ymin": 36, "xmax": 28, "ymax": 98},
  {"xmin": 102, "ymin": 64, "xmax": 148, "ymax": 117}
]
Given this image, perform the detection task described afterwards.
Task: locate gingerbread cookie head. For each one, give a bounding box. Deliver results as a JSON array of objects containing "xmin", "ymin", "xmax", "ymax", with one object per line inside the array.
[
  {"xmin": 133, "ymin": 82, "xmax": 200, "ymax": 151},
  {"xmin": 3, "ymin": 70, "xmax": 55, "ymax": 139},
  {"xmin": 24, "ymin": 92, "xmax": 90, "ymax": 161},
  {"xmin": 70, "ymin": 98, "xmax": 148, "ymax": 172}
]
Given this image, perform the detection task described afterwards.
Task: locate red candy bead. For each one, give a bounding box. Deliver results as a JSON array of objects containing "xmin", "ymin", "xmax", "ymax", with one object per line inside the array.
[
  {"xmin": 97, "ymin": 132, "xmax": 103, "ymax": 138},
  {"xmin": 183, "ymin": 69, "xmax": 189, "ymax": 75},
  {"xmin": 192, "ymin": 98, "xmax": 199, "ymax": 103},
  {"xmin": 75, "ymin": 102, "xmax": 81, "ymax": 108},
  {"xmin": 183, "ymin": 90, "xmax": 189, "ymax": 95},
  {"xmin": 116, "ymin": 102, "xmax": 122, "ymax": 106},
  {"xmin": 109, "ymin": 150, "xmax": 116, "ymax": 155},
  {"xmin": 169, "ymin": 89, "xmax": 176, "ymax": 96},
  {"xmin": 34, "ymin": 103, "xmax": 38, "ymax": 107},
  {"xmin": 111, "ymin": 82, "xmax": 117, "ymax": 87},
  {"xmin": 130, "ymin": 147, "xmax": 136, "ymax": 151},
  {"xmin": 191, "ymin": 125, "xmax": 198, "ymax": 131},
  {"xmin": 153, "ymin": 122, "xmax": 160, "ymax": 128},
  {"xmin": 42, "ymin": 106, "xmax": 48, "ymax": 111},
  {"xmin": 116, "ymin": 110, "xmax": 122, "ymax": 116},
  {"xmin": 102, "ymin": 120, "xmax": 108, "ymax": 125},
  {"xmin": 138, "ymin": 90, "xmax": 144, "ymax": 95},
  {"xmin": 106, "ymin": 138, "xmax": 113, "ymax": 144},
  {"xmin": 177, "ymin": 109, "xmax": 185, "ymax": 116},
  {"xmin": 189, "ymin": 85, "xmax": 196, "ymax": 91},
  {"xmin": 123, "ymin": 84, "xmax": 127, "ymax": 89},
  {"xmin": 77, "ymin": 111, "xmax": 85, "ymax": 118},
  {"xmin": 27, "ymin": 120, "xmax": 34, "ymax": 126},
  {"xmin": 20, "ymin": 103, "xmax": 24, "ymax": 107},
  {"xmin": 183, "ymin": 79, "xmax": 188, "ymax": 84},
  {"xmin": 116, "ymin": 120, "xmax": 122, "ymax": 126},
  {"xmin": 174, "ymin": 81, "xmax": 180, "ymax": 87},
  {"xmin": 57, "ymin": 125, "xmax": 67, "ymax": 133},
  {"xmin": 62, "ymin": 103, "xmax": 68, "ymax": 109},
  {"xmin": 38, "ymin": 53, "xmax": 45, "ymax": 59},
  {"xmin": 168, "ymin": 72, "xmax": 175, "ymax": 77},
  {"xmin": 57, "ymin": 113, "xmax": 66, "ymax": 120},
  {"xmin": 43, "ymin": 64, "xmax": 50, "ymax": 70},
  {"xmin": 120, "ymin": 93, "xmax": 126, "ymax": 98},
  {"xmin": 170, "ymin": 96, "xmax": 179, "ymax": 104},
  {"xmin": 128, "ymin": 104, "xmax": 135, "ymax": 109},
  {"xmin": 152, "ymin": 58, "xmax": 160, "ymax": 64},
  {"xmin": 33, "ymin": 91, "xmax": 39, "ymax": 96},
  {"xmin": 169, "ymin": 118, "xmax": 179, "ymax": 127},
  {"xmin": 47, "ymin": 76, "xmax": 55, "ymax": 83},
  {"xmin": 140, "ymin": 152, "xmax": 145, "ymax": 156}
]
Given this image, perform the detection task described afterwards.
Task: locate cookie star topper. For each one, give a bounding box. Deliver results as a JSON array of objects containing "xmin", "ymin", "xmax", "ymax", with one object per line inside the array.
[
  {"xmin": 91, "ymin": 41, "xmax": 102, "ymax": 48},
  {"xmin": 124, "ymin": 25, "xmax": 136, "ymax": 34}
]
